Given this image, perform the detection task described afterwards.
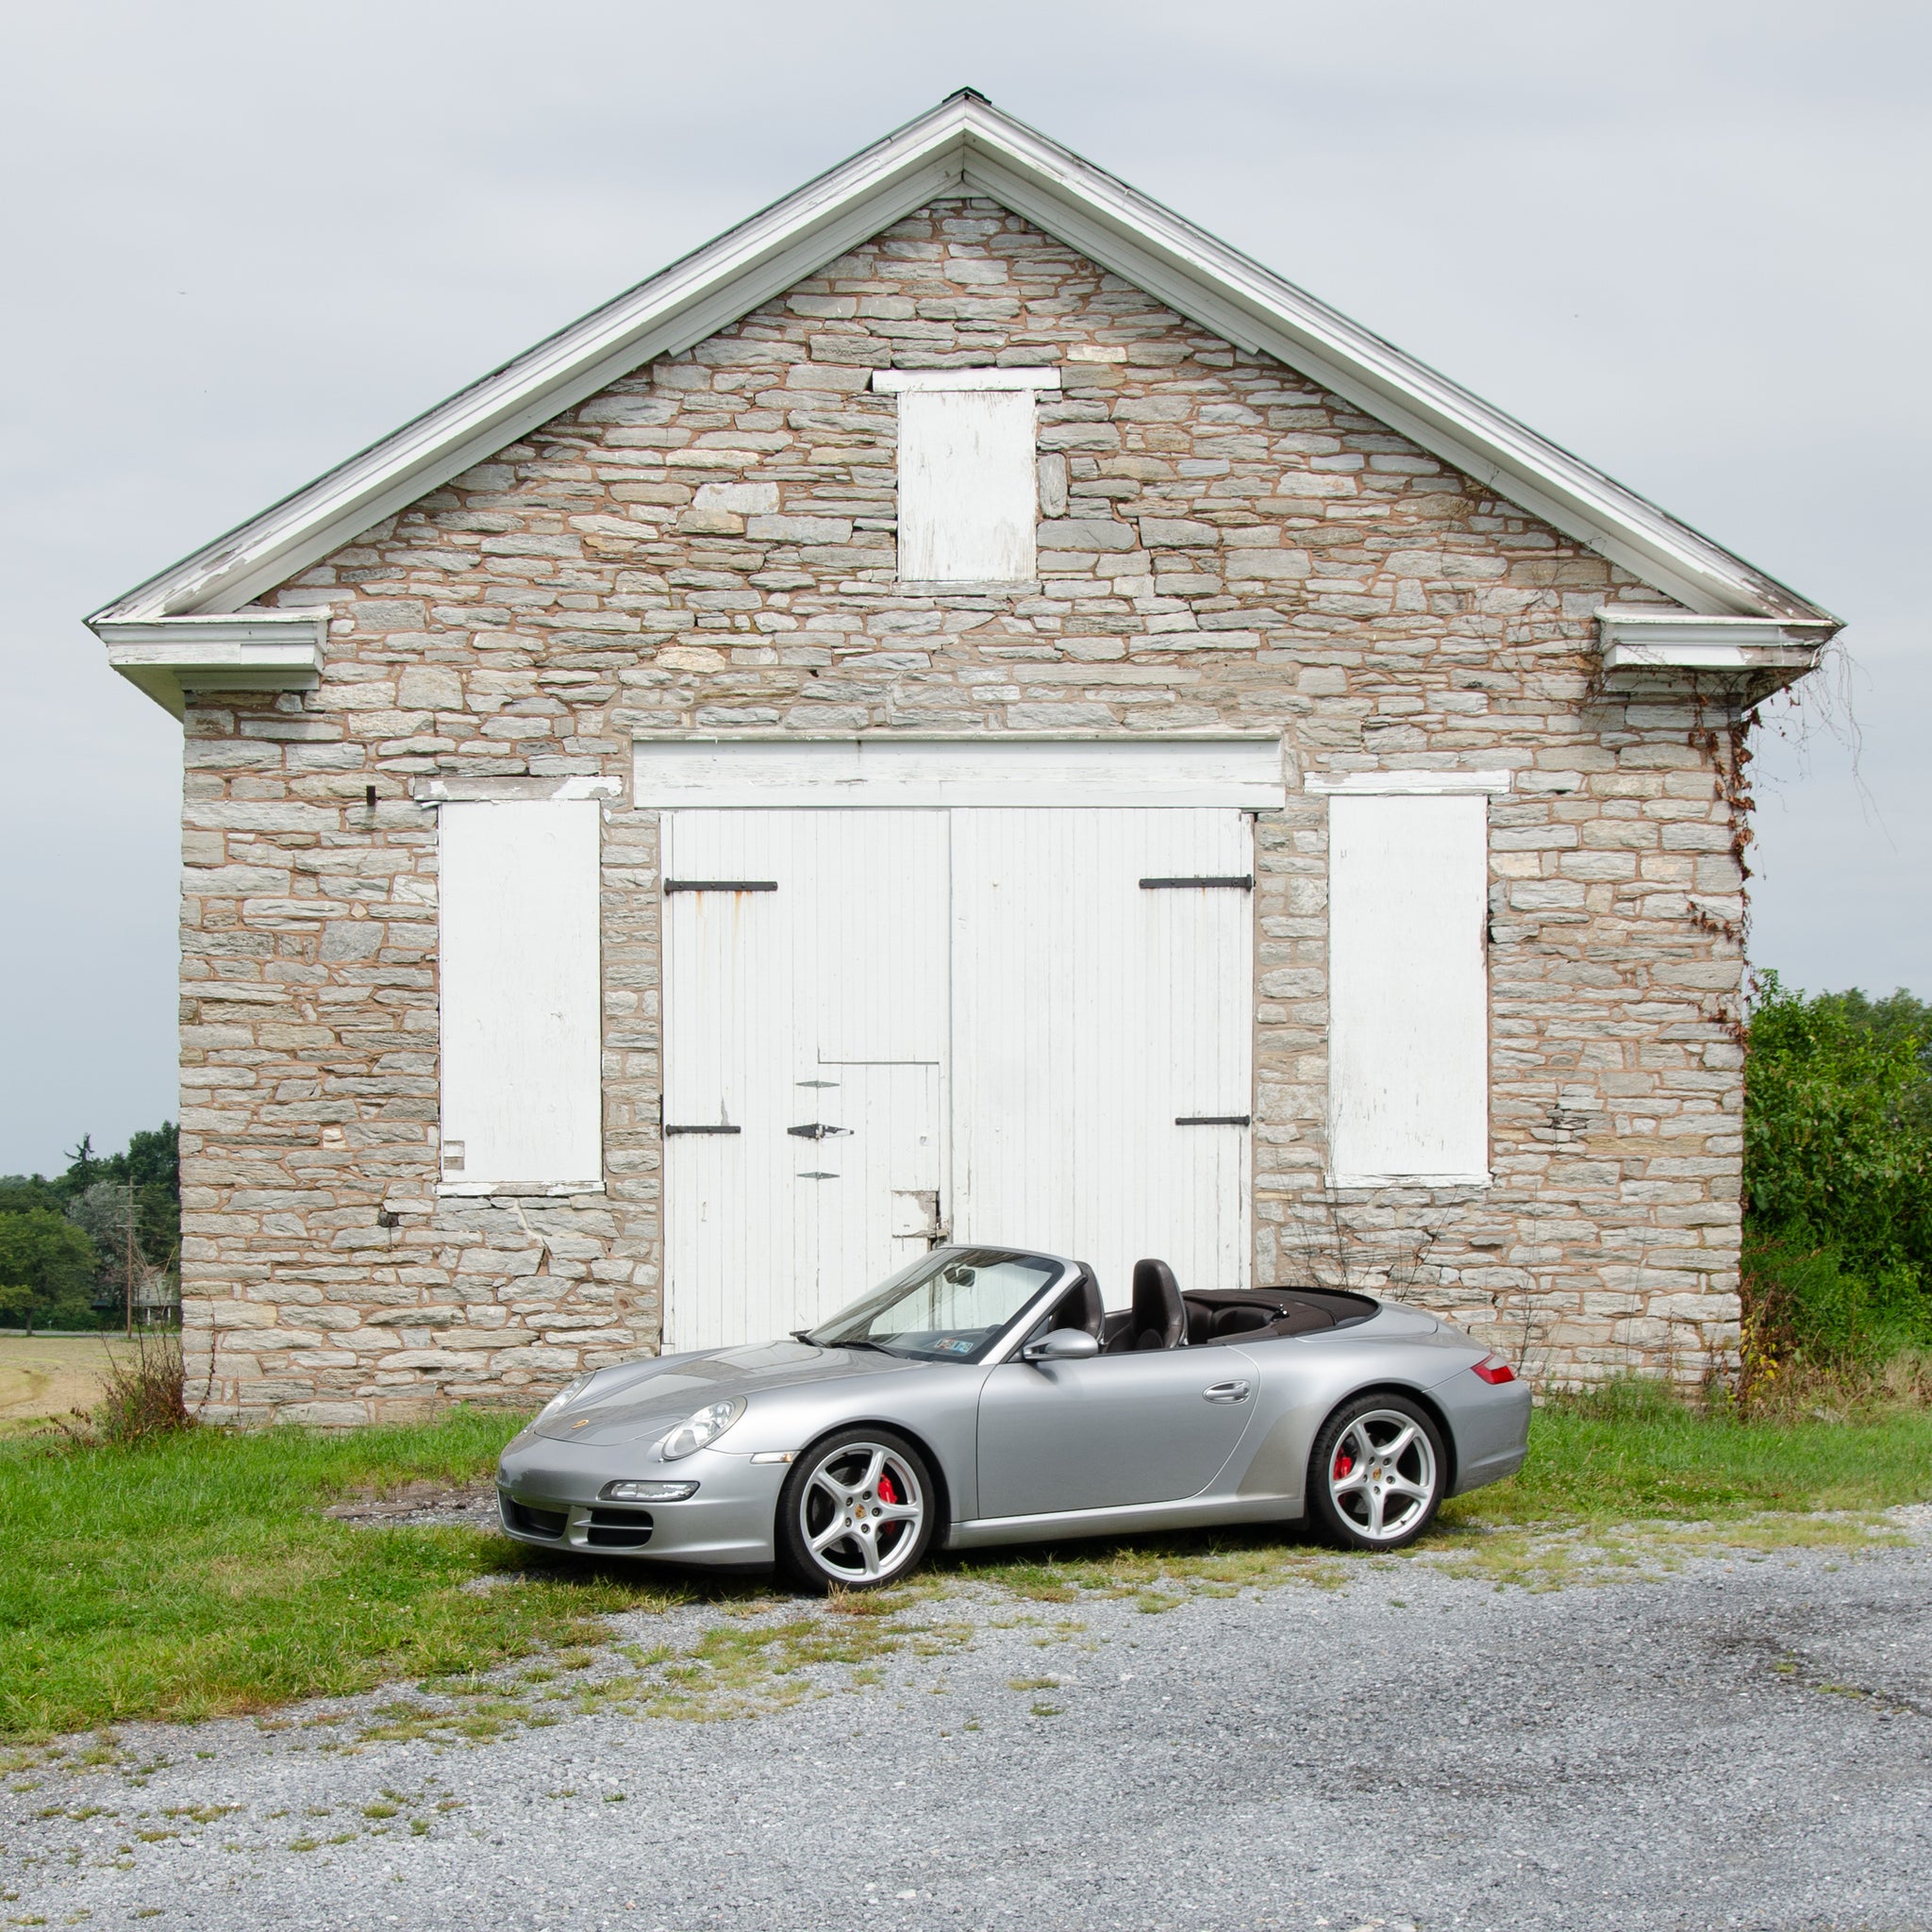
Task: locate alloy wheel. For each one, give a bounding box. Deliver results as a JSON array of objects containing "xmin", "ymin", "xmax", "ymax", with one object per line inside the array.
[
  {"xmin": 1324, "ymin": 1407, "xmax": 1439, "ymax": 1544},
  {"xmin": 795, "ymin": 1440, "xmax": 926, "ymax": 1584}
]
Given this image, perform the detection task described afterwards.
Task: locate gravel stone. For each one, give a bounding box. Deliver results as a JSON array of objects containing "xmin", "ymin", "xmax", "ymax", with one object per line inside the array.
[{"xmin": 5, "ymin": 1525, "xmax": 1929, "ymax": 1929}]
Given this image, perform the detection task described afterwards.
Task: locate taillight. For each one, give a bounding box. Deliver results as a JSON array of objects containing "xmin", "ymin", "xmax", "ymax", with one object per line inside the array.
[{"xmin": 1471, "ymin": 1354, "xmax": 1517, "ymax": 1385}]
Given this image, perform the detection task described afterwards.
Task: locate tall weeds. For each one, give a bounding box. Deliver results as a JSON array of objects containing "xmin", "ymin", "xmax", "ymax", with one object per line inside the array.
[{"xmin": 91, "ymin": 1328, "xmax": 191, "ymax": 1444}]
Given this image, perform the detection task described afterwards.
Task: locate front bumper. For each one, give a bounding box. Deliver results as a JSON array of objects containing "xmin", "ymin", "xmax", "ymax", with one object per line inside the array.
[{"xmin": 495, "ymin": 1432, "xmax": 789, "ymax": 1567}]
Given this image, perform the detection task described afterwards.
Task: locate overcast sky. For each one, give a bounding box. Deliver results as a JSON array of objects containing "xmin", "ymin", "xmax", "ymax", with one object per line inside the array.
[{"xmin": 2, "ymin": 0, "xmax": 1925, "ymax": 1174}]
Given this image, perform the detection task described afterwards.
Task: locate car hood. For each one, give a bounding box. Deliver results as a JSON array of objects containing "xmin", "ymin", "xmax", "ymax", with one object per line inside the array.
[{"xmin": 522, "ymin": 1341, "xmax": 925, "ymax": 1449}]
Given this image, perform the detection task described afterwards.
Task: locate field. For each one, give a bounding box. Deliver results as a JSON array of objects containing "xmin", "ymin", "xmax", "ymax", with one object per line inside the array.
[
  {"xmin": 3, "ymin": 1389, "xmax": 1930, "ymax": 1739},
  {"xmin": 0, "ymin": 1334, "xmax": 136, "ymax": 1434}
]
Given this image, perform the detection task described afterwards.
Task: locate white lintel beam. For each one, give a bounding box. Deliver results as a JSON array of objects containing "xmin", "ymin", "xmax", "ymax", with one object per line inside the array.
[{"xmin": 871, "ymin": 367, "xmax": 1061, "ymax": 392}]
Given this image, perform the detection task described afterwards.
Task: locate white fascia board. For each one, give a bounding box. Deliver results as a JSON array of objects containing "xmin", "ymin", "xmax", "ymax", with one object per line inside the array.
[
  {"xmin": 871, "ymin": 367, "xmax": 1061, "ymax": 391},
  {"xmin": 88, "ymin": 90, "xmax": 1840, "ymax": 637},
  {"xmin": 1597, "ymin": 608, "xmax": 1834, "ymax": 673},
  {"xmin": 97, "ymin": 611, "xmax": 327, "ymax": 718},
  {"xmin": 1304, "ymin": 769, "xmax": 1513, "ymax": 796}
]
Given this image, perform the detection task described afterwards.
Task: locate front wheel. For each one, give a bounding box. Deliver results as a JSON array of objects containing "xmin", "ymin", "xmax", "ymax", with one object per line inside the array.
[
  {"xmin": 1307, "ymin": 1394, "xmax": 1445, "ymax": 1551},
  {"xmin": 775, "ymin": 1427, "xmax": 937, "ymax": 1592}
]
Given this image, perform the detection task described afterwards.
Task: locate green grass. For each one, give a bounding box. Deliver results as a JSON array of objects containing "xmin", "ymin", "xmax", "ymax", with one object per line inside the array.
[
  {"xmin": 0, "ymin": 1408, "xmax": 691, "ymax": 1739},
  {"xmin": 1441, "ymin": 1380, "xmax": 1932, "ymax": 1529},
  {"xmin": 3, "ymin": 1389, "xmax": 1929, "ymax": 1740}
]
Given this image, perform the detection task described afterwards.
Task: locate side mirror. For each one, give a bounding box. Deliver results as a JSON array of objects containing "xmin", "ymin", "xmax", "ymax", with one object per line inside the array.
[{"xmin": 1021, "ymin": 1327, "xmax": 1101, "ymax": 1364}]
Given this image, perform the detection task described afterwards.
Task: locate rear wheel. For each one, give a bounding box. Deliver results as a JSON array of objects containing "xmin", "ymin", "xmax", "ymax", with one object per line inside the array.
[
  {"xmin": 1307, "ymin": 1394, "xmax": 1444, "ymax": 1551},
  {"xmin": 776, "ymin": 1426, "xmax": 936, "ymax": 1592}
]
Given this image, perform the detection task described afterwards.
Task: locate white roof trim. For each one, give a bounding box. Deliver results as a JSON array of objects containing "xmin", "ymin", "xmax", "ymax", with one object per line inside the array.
[
  {"xmin": 88, "ymin": 89, "xmax": 1838, "ymax": 636},
  {"xmin": 95, "ymin": 610, "xmax": 326, "ymax": 718},
  {"xmin": 1597, "ymin": 608, "xmax": 1833, "ymax": 677}
]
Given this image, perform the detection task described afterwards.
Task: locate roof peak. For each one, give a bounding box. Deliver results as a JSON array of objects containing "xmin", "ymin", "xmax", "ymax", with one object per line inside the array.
[{"xmin": 89, "ymin": 89, "xmax": 1833, "ymax": 632}]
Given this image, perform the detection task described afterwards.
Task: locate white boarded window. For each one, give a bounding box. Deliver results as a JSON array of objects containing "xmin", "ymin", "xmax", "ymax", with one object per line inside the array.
[
  {"xmin": 439, "ymin": 800, "xmax": 602, "ymax": 1191},
  {"xmin": 875, "ymin": 369, "xmax": 1058, "ymax": 585},
  {"xmin": 1327, "ymin": 793, "xmax": 1490, "ymax": 1185}
]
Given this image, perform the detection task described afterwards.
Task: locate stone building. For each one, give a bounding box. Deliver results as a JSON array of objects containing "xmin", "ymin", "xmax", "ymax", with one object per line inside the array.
[{"xmin": 91, "ymin": 93, "xmax": 1838, "ymax": 1424}]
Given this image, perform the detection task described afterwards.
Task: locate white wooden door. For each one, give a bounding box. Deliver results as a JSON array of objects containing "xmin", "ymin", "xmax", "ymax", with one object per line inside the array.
[
  {"xmin": 661, "ymin": 810, "xmax": 947, "ymax": 1351},
  {"xmin": 949, "ymin": 808, "xmax": 1253, "ymax": 1309}
]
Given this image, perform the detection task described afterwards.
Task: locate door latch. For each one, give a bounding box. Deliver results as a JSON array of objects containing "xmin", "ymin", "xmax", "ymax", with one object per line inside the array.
[{"xmin": 787, "ymin": 1123, "xmax": 852, "ymax": 1140}]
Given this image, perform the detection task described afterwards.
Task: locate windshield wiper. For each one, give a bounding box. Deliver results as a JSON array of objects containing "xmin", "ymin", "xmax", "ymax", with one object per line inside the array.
[{"xmin": 824, "ymin": 1337, "xmax": 901, "ymax": 1356}]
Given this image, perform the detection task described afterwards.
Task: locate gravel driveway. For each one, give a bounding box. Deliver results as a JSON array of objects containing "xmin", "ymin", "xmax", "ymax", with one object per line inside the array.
[{"xmin": 5, "ymin": 1518, "xmax": 1929, "ymax": 1931}]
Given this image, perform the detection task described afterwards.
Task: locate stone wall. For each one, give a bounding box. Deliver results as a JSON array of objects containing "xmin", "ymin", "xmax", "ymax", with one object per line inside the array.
[{"xmin": 175, "ymin": 197, "xmax": 1748, "ymax": 1422}]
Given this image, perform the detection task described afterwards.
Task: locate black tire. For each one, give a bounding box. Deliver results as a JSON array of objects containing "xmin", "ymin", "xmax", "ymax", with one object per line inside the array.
[
  {"xmin": 775, "ymin": 1425, "xmax": 939, "ymax": 1593},
  {"xmin": 1306, "ymin": 1392, "xmax": 1446, "ymax": 1552}
]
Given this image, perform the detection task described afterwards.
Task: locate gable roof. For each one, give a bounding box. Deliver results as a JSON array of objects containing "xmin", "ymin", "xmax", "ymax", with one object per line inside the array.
[{"xmin": 88, "ymin": 89, "xmax": 1835, "ymax": 632}]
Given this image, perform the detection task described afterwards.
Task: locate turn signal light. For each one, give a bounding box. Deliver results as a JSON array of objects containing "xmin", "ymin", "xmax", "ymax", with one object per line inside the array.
[{"xmin": 1471, "ymin": 1354, "xmax": 1517, "ymax": 1385}]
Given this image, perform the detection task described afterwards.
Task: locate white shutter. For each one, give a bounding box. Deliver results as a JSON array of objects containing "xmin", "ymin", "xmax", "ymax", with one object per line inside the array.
[
  {"xmin": 438, "ymin": 800, "xmax": 602, "ymax": 1191},
  {"xmin": 1327, "ymin": 793, "xmax": 1490, "ymax": 1185},
  {"xmin": 895, "ymin": 388, "xmax": 1038, "ymax": 583}
]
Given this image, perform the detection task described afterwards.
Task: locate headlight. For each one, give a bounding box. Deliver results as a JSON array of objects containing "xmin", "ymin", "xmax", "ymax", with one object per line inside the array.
[
  {"xmin": 538, "ymin": 1372, "xmax": 595, "ymax": 1421},
  {"xmin": 601, "ymin": 1479, "xmax": 699, "ymax": 1502},
  {"xmin": 659, "ymin": 1397, "xmax": 745, "ymax": 1461}
]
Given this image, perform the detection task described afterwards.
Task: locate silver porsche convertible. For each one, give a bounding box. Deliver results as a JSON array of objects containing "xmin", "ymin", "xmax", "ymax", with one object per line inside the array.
[{"xmin": 495, "ymin": 1246, "xmax": 1530, "ymax": 1590}]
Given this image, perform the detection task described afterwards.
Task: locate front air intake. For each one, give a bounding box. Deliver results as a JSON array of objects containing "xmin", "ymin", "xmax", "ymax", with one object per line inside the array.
[
  {"xmin": 585, "ymin": 1507, "xmax": 655, "ymax": 1550},
  {"xmin": 504, "ymin": 1498, "xmax": 568, "ymax": 1539}
]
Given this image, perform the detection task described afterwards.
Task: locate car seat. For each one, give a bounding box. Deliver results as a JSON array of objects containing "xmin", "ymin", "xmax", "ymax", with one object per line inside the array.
[{"xmin": 1107, "ymin": 1257, "xmax": 1186, "ymax": 1352}]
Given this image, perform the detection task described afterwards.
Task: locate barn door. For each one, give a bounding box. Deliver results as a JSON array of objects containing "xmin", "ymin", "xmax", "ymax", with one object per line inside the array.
[
  {"xmin": 949, "ymin": 808, "xmax": 1252, "ymax": 1307},
  {"xmin": 661, "ymin": 810, "xmax": 947, "ymax": 1351}
]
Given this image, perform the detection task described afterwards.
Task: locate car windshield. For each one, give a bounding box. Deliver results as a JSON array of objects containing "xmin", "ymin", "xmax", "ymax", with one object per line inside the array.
[{"xmin": 805, "ymin": 1249, "xmax": 1062, "ymax": 1362}]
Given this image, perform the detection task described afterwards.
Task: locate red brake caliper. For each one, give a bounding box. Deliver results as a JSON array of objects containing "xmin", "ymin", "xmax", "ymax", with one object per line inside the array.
[
  {"xmin": 877, "ymin": 1471, "xmax": 901, "ymax": 1507},
  {"xmin": 1332, "ymin": 1452, "xmax": 1354, "ymax": 1481}
]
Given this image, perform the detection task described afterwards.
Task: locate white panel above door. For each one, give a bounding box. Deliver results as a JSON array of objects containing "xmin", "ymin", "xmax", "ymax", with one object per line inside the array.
[
  {"xmin": 948, "ymin": 808, "xmax": 1253, "ymax": 1310},
  {"xmin": 1327, "ymin": 792, "xmax": 1490, "ymax": 1185}
]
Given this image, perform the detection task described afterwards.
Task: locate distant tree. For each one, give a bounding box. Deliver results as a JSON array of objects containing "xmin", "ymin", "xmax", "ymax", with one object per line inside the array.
[
  {"xmin": 62, "ymin": 1134, "xmax": 101, "ymax": 1195},
  {"xmin": 0, "ymin": 1124, "xmax": 183, "ymax": 1320},
  {"xmin": 62, "ymin": 1124, "xmax": 180, "ymax": 1272},
  {"xmin": 0, "ymin": 1209, "xmax": 99, "ymax": 1334},
  {"xmin": 0, "ymin": 1174, "xmax": 64, "ymax": 1218},
  {"xmin": 65, "ymin": 1181, "xmax": 147, "ymax": 1312}
]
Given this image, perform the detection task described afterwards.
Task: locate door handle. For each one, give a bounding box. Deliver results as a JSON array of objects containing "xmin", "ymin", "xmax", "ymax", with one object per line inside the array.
[{"xmin": 1202, "ymin": 1380, "xmax": 1251, "ymax": 1403}]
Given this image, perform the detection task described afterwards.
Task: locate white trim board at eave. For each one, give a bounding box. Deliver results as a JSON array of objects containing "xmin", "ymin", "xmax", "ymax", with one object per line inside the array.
[{"xmin": 631, "ymin": 737, "xmax": 1287, "ymax": 808}]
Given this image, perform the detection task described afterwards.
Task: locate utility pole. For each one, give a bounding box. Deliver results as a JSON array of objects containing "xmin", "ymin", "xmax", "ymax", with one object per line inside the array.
[{"xmin": 125, "ymin": 1178, "xmax": 137, "ymax": 1339}]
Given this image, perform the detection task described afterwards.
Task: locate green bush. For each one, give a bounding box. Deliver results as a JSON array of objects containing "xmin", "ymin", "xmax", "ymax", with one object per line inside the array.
[
  {"xmin": 1742, "ymin": 1230, "xmax": 1930, "ymax": 1367},
  {"xmin": 1744, "ymin": 974, "xmax": 1932, "ymax": 1365}
]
